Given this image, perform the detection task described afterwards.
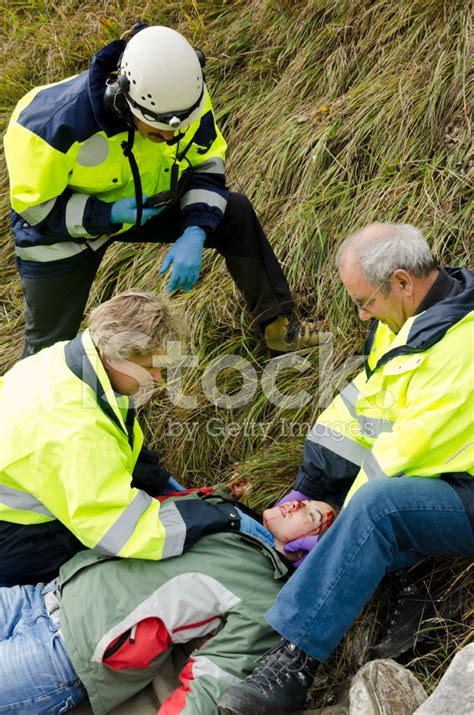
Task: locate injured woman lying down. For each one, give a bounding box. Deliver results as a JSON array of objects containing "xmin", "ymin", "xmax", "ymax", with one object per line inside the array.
[{"xmin": 0, "ymin": 490, "xmax": 337, "ymax": 715}]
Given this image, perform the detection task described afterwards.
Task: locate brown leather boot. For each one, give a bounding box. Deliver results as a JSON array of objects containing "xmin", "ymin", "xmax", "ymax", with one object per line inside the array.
[{"xmin": 264, "ymin": 314, "xmax": 321, "ymax": 352}]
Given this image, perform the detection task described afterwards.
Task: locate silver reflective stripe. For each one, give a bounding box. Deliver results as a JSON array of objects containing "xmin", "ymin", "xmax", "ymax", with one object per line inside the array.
[
  {"xmin": 159, "ymin": 502, "xmax": 187, "ymax": 558},
  {"xmin": 180, "ymin": 189, "xmax": 228, "ymax": 212},
  {"xmin": 85, "ymin": 235, "xmax": 110, "ymax": 252},
  {"xmin": 359, "ymin": 415, "xmax": 394, "ymax": 438},
  {"xmin": 65, "ymin": 193, "xmax": 96, "ymax": 238},
  {"xmin": 94, "ymin": 490, "xmax": 153, "ymax": 556},
  {"xmin": 340, "ymin": 382, "xmax": 393, "ymax": 437},
  {"xmin": 339, "ymin": 382, "xmax": 359, "ymax": 417},
  {"xmin": 307, "ymin": 425, "xmax": 370, "ymax": 466},
  {"xmin": 194, "ymin": 157, "xmax": 225, "ymax": 175},
  {"xmin": 20, "ymin": 198, "xmax": 57, "ymax": 226},
  {"xmin": 15, "ymin": 241, "xmax": 88, "ymax": 262},
  {"xmin": 363, "ymin": 452, "xmax": 389, "ymax": 480},
  {"xmin": 0, "ymin": 484, "xmax": 54, "ymax": 517}
]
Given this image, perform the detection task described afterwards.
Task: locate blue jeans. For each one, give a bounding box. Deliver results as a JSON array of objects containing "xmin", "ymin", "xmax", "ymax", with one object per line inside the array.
[
  {"xmin": 266, "ymin": 477, "xmax": 474, "ymax": 661},
  {"xmin": 0, "ymin": 581, "xmax": 86, "ymax": 713}
]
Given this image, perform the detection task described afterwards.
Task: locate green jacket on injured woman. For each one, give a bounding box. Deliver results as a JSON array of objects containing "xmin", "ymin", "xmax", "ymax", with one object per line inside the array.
[{"xmin": 59, "ymin": 491, "xmax": 288, "ymax": 714}]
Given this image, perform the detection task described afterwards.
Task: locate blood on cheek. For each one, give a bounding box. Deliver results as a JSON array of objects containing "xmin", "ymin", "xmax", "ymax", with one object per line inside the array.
[{"xmin": 263, "ymin": 501, "xmax": 317, "ymax": 543}]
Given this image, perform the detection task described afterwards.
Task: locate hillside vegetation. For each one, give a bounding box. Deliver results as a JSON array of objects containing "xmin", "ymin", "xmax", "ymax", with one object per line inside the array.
[{"xmin": 0, "ymin": 0, "xmax": 472, "ymax": 698}]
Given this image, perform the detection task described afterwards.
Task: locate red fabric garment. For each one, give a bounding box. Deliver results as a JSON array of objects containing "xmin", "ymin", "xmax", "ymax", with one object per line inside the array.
[
  {"xmin": 103, "ymin": 617, "xmax": 172, "ymax": 670},
  {"xmin": 155, "ymin": 487, "xmax": 214, "ymax": 503},
  {"xmin": 103, "ymin": 614, "xmax": 220, "ymax": 671},
  {"xmin": 158, "ymin": 659, "xmax": 195, "ymax": 714}
]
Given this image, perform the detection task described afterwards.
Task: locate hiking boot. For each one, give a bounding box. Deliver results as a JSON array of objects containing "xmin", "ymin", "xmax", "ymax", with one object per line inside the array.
[
  {"xmin": 369, "ymin": 562, "xmax": 462, "ymax": 660},
  {"xmin": 264, "ymin": 314, "xmax": 321, "ymax": 352},
  {"xmin": 218, "ymin": 639, "xmax": 319, "ymax": 715}
]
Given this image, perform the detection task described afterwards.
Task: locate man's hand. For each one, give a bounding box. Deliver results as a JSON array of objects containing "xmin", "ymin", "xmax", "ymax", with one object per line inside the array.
[
  {"xmin": 110, "ymin": 195, "xmax": 164, "ymax": 226},
  {"xmin": 160, "ymin": 226, "xmax": 206, "ymax": 293},
  {"xmin": 283, "ymin": 534, "xmax": 319, "ymax": 567},
  {"xmin": 236, "ymin": 508, "xmax": 275, "ymax": 548},
  {"xmin": 276, "ymin": 489, "xmax": 311, "ymax": 507}
]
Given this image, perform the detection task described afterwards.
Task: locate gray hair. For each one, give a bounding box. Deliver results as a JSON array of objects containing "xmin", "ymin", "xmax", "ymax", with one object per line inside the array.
[
  {"xmin": 87, "ymin": 290, "xmax": 184, "ymax": 360},
  {"xmin": 336, "ymin": 223, "xmax": 437, "ymax": 285}
]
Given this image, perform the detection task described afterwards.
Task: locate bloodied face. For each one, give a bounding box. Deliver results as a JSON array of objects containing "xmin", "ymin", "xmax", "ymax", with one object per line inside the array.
[{"xmin": 263, "ymin": 500, "xmax": 336, "ymax": 543}]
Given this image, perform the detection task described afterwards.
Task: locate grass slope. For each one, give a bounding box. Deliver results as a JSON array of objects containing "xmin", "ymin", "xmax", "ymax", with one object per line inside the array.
[{"xmin": 0, "ymin": 0, "xmax": 472, "ymax": 696}]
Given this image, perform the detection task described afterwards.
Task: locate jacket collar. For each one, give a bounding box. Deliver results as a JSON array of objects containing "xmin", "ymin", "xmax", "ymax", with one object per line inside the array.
[
  {"xmin": 64, "ymin": 330, "xmax": 135, "ymax": 448},
  {"xmin": 87, "ymin": 39, "xmax": 129, "ymax": 137},
  {"xmin": 364, "ymin": 267, "xmax": 474, "ymax": 376},
  {"xmin": 414, "ymin": 267, "xmax": 463, "ymax": 314}
]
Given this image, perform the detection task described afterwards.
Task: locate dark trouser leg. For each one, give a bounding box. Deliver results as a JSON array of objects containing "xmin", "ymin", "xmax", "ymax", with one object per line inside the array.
[
  {"xmin": 20, "ymin": 251, "xmax": 103, "ymax": 357},
  {"xmin": 122, "ymin": 192, "xmax": 295, "ymax": 326},
  {"xmin": 206, "ymin": 193, "xmax": 295, "ymax": 325}
]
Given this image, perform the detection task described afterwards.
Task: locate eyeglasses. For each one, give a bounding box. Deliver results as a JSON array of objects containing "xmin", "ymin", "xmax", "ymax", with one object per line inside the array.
[{"xmin": 353, "ymin": 277, "xmax": 391, "ymax": 312}]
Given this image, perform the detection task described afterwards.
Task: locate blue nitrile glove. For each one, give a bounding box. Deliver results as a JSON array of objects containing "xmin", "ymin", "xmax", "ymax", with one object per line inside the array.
[
  {"xmin": 110, "ymin": 195, "xmax": 164, "ymax": 226},
  {"xmin": 236, "ymin": 508, "xmax": 275, "ymax": 548},
  {"xmin": 284, "ymin": 534, "xmax": 320, "ymax": 567},
  {"xmin": 159, "ymin": 226, "xmax": 206, "ymax": 293},
  {"xmin": 163, "ymin": 475, "xmax": 186, "ymax": 493}
]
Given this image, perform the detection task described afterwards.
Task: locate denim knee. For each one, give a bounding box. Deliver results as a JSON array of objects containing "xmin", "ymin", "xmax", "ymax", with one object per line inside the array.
[{"xmin": 343, "ymin": 479, "xmax": 400, "ymax": 521}]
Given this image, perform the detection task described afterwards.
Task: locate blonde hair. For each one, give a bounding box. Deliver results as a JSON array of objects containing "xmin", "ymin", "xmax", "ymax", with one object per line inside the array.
[{"xmin": 87, "ymin": 290, "xmax": 184, "ymax": 360}]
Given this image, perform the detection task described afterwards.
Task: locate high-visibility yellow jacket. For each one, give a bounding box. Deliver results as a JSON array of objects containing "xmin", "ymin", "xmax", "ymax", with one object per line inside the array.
[
  {"xmin": 0, "ymin": 331, "xmax": 238, "ymax": 582},
  {"xmin": 3, "ymin": 39, "xmax": 228, "ymax": 278},
  {"xmin": 295, "ymin": 267, "xmax": 474, "ymax": 521}
]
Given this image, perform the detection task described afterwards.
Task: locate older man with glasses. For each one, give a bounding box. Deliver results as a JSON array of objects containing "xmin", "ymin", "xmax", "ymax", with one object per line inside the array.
[{"xmin": 219, "ymin": 222, "xmax": 474, "ymax": 715}]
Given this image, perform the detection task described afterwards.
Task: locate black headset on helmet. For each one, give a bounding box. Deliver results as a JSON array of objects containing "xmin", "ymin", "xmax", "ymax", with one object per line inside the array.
[{"xmin": 103, "ymin": 21, "xmax": 206, "ymax": 127}]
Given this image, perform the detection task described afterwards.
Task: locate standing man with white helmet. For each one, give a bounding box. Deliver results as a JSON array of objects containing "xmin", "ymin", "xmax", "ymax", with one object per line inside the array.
[{"xmin": 4, "ymin": 22, "xmax": 320, "ymax": 357}]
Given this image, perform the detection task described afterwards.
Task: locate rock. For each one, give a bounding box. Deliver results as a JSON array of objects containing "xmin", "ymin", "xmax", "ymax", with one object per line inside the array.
[
  {"xmin": 305, "ymin": 676, "xmax": 351, "ymax": 714},
  {"xmin": 349, "ymin": 659, "xmax": 427, "ymax": 714},
  {"xmin": 344, "ymin": 603, "xmax": 380, "ymax": 669},
  {"xmin": 413, "ymin": 643, "xmax": 474, "ymax": 715}
]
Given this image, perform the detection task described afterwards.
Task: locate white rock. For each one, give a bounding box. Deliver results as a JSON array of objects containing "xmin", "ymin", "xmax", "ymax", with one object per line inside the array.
[
  {"xmin": 414, "ymin": 644, "xmax": 474, "ymax": 715},
  {"xmin": 349, "ymin": 659, "xmax": 427, "ymax": 714}
]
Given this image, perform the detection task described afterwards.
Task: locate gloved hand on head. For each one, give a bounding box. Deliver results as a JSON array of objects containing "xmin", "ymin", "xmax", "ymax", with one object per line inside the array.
[
  {"xmin": 275, "ymin": 489, "xmax": 311, "ymax": 507},
  {"xmin": 283, "ymin": 534, "xmax": 320, "ymax": 567},
  {"xmin": 236, "ymin": 508, "xmax": 275, "ymax": 548},
  {"xmin": 264, "ymin": 496, "xmax": 337, "ymax": 568}
]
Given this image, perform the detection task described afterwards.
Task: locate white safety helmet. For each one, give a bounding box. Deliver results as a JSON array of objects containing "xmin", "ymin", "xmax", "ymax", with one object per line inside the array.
[{"xmin": 119, "ymin": 26, "xmax": 205, "ymax": 131}]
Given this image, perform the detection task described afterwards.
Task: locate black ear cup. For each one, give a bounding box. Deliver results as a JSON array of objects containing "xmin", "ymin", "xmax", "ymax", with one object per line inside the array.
[
  {"xmin": 103, "ymin": 77, "xmax": 132, "ymax": 122},
  {"xmin": 117, "ymin": 72, "xmax": 130, "ymax": 93},
  {"xmin": 122, "ymin": 20, "xmax": 149, "ymax": 41},
  {"xmin": 194, "ymin": 48, "xmax": 206, "ymax": 68}
]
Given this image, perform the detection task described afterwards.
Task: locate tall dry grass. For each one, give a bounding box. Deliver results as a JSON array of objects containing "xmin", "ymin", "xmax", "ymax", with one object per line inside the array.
[{"xmin": 0, "ymin": 0, "xmax": 472, "ymax": 694}]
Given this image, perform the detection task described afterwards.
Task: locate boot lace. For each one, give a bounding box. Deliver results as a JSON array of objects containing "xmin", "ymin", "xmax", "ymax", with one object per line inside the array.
[
  {"xmin": 285, "ymin": 315, "xmax": 317, "ymax": 344},
  {"xmin": 246, "ymin": 641, "xmax": 316, "ymax": 693}
]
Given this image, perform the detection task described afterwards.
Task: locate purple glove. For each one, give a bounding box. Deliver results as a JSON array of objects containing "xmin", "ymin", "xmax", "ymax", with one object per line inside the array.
[
  {"xmin": 275, "ymin": 489, "xmax": 311, "ymax": 507},
  {"xmin": 284, "ymin": 534, "xmax": 320, "ymax": 567}
]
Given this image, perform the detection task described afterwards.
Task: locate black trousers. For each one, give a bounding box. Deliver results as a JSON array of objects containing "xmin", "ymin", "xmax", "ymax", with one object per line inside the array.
[{"xmin": 21, "ymin": 192, "xmax": 294, "ymax": 356}]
